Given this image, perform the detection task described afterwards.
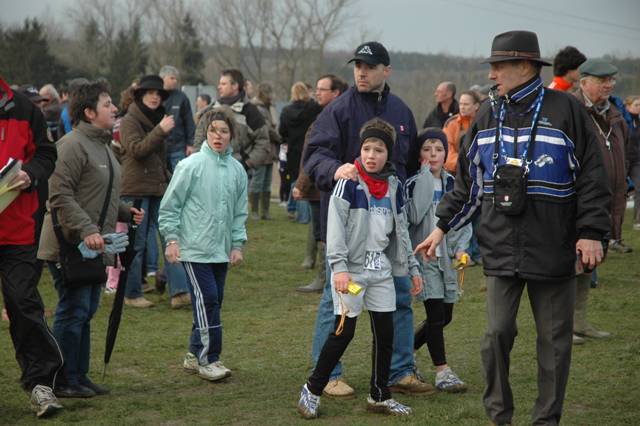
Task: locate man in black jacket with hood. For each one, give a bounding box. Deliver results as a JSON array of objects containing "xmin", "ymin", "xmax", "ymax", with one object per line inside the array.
[{"xmin": 415, "ymin": 31, "xmax": 610, "ymax": 426}]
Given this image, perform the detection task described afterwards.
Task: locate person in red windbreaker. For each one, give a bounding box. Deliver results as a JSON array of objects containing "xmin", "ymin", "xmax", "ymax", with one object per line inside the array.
[{"xmin": 0, "ymin": 76, "xmax": 64, "ymax": 418}]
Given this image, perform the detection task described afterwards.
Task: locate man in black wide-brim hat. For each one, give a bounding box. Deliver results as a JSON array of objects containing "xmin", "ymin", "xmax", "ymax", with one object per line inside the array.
[{"xmin": 414, "ymin": 30, "xmax": 611, "ymax": 425}]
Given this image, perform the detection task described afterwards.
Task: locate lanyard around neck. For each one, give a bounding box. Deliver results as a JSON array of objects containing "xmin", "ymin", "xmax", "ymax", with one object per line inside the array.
[
  {"xmin": 491, "ymin": 81, "xmax": 545, "ymax": 174},
  {"xmin": 589, "ymin": 114, "xmax": 613, "ymax": 150}
]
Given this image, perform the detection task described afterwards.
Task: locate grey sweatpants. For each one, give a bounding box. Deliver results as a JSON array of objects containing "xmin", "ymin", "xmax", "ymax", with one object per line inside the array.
[{"xmin": 481, "ymin": 275, "xmax": 575, "ymax": 426}]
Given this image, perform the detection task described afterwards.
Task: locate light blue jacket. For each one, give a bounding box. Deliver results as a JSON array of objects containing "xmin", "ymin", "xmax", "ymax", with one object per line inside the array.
[{"xmin": 159, "ymin": 142, "xmax": 248, "ymax": 263}]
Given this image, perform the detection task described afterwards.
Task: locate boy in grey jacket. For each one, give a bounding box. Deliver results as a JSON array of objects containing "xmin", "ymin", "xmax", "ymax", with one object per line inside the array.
[
  {"xmin": 298, "ymin": 118, "xmax": 422, "ymax": 419},
  {"xmin": 405, "ymin": 128, "xmax": 471, "ymax": 393}
]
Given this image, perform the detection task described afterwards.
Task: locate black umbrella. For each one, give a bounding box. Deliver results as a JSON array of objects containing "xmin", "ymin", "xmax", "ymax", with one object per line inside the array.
[{"xmin": 103, "ymin": 199, "xmax": 142, "ymax": 379}]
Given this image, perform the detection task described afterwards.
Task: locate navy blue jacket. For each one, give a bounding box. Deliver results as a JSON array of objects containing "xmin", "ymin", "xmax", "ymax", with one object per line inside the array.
[
  {"xmin": 163, "ymin": 90, "xmax": 195, "ymax": 153},
  {"xmin": 303, "ymin": 84, "xmax": 418, "ymax": 240}
]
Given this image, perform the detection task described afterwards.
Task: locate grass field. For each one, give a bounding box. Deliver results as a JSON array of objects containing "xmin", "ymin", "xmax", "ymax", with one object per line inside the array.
[{"xmin": 1, "ymin": 207, "xmax": 639, "ymax": 425}]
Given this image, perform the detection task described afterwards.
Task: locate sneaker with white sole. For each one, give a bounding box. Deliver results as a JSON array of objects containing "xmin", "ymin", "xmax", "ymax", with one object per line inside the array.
[
  {"xmin": 435, "ymin": 367, "xmax": 467, "ymax": 393},
  {"xmin": 198, "ymin": 362, "xmax": 227, "ymax": 381},
  {"xmin": 366, "ymin": 395, "xmax": 412, "ymax": 416},
  {"xmin": 214, "ymin": 361, "xmax": 232, "ymax": 377},
  {"xmin": 31, "ymin": 385, "xmax": 63, "ymax": 418},
  {"xmin": 297, "ymin": 384, "xmax": 320, "ymax": 419},
  {"xmin": 183, "ymin": 352, "xmax": 198, "ymax": 374}
]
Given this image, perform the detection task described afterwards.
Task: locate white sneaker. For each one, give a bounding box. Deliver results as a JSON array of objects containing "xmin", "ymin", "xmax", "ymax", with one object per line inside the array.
[
  {"xmin": 31, "ymin": 385, "xmax": 63, "ymax": 418},
  {"xmin": 183, "ymin": 352, "xmax": 198, "ymax": 374},
  {"xmin": 366, "ymin": 395, "xmax": 412, "ymax": 416},
  {"xmin": 198, "ymin": 362, "xmax": 227, "ymax": 381},
  {"xmin": 214, "ymin": 360, "xmax": 232, "ymax": 377}
]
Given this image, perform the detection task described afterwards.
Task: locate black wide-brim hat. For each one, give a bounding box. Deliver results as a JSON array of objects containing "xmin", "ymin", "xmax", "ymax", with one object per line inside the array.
[
  {"xmin": 482, "ymin": 30, "xmax": 551, "ymax": 66},
  {"xmin": 134, "ymin": 75, "xmax": 169, "ymax": 100}
]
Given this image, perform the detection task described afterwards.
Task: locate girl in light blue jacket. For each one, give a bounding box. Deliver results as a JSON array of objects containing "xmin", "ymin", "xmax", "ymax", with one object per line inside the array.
[{"xmin": 159, "ymin": 107, "xmax": 248, "ymax": 383}]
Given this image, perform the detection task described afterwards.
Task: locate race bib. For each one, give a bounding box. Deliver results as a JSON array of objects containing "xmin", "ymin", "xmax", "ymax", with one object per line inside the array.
[{"xmin": 364, "ymin": 251, "xmax": 382, "ymax": 270}]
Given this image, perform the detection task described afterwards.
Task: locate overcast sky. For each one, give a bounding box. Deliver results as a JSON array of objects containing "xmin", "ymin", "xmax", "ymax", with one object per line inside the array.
[{"xmin": 2, "ymin": 0, "xmax": 639, "ymax": 58}]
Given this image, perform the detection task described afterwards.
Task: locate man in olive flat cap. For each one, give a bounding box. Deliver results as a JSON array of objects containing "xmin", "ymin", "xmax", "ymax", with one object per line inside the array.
[
  {"xmin": 571, "ymin": 59, "xmax": 629, "ymax": 342},
  {"xmin": 415, "ymin": 31, "xmax": 611, "ymax": 425}
]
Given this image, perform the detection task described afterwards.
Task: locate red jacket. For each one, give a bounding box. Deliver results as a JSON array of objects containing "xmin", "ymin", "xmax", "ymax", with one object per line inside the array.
[{"xmin": 0, "ymin": 78, "xmax": 57, "ymax": 245}]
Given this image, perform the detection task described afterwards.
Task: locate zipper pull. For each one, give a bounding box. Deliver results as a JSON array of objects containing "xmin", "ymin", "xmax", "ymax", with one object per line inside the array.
[{"xmin": 1, "ymin": 126, "xmax": 5, "ymax": 142}]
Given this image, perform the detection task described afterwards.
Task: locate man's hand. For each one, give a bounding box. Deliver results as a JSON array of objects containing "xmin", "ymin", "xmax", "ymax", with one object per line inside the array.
[
  {"xmin": 576, "ymin": 239, "xmax": 604, "ymax": 272},
  {"xmin": 185, "ymin": 145, "xmax": 195, "ymax": 156},
  {"xmin": 230, "ymin": 249, "xmax": 243, "ymax": 265},
  {"xmin": 334, "ymin": 163, "xmax": 358, "ymax": 181},
  {"xmin": 84, "ymin": 233, "xmax": 105, "ymax": 251},
  {"xmin": 292, "ymin": 187, "xmax": 302, "ymax": 200},
  {"xmin": 130, "ymin": 207, "xmax": 145, "ymax": 225},
  {"xmin": 9, "ymin": 170, "xmax": 31, "ymax": 191},
  {"xmin": 165, "ymin": 241, "xmax": 181, "ymax": 264},
  {"xmin": 334, "ymin": 271, "xmax": 350, "ymax": 294},
  {"xmin": 159, "ymin": 115, "xmax": 175, "ymax": 133},
  {"xmin": 410, "ymin": 275, "xmax": 423, "ymax": 296},
  {"xmin": 413, "ymin": 228, "xmax": 445, "ymax": 261}
]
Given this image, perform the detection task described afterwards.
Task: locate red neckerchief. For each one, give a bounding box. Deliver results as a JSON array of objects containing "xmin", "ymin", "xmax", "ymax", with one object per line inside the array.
[
  {"xmin": 355, "ymin": 160, "xmax": 388, "ymax": 199},
  {"xmin": 549, "ymin": 76, "xmax": 572, "ymax": 92}
]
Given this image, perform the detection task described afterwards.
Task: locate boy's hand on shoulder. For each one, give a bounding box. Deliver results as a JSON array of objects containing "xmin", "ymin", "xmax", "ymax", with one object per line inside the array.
[
  {"xmin": 333, "ymin": 272, "xmax": 350, "ymax": 293},
  {"xmin": 410, "ymin": 275, "xmax": 423, "ymax": 296}
]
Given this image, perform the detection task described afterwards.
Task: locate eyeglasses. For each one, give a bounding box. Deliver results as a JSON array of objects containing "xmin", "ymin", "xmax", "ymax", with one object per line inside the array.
[
  {"xmin": 316, "ymin": 87, "xmax": 333, "ymax": 92},
  {"xmin": 591, "ymin": 76, "xmax": 617, "ymax": 85}
]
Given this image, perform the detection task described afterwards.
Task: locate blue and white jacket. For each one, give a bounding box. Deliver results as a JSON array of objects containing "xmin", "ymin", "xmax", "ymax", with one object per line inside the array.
[
  {"xmin": 326, "ymin": 175, "xmax": 420, "ymax": 278},
  {"xmin": 436, "ymin": 76, "xmax": 611, "ymax": 281}
]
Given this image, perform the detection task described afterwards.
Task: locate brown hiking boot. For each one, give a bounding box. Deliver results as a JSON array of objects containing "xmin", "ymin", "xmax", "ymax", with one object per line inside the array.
[
  {"xmin": 124, "ymin": 297, "xmax": 154, "ymax": 308},
  {"xmin": 389, "ymin": 374, "xmax": 436, "ymax": 395},
  {"xmin": 322, "ymin": 379, "xmax": 355, "ymax": 398},
  {"xmin": 171, "ymin": 292, "xmax": 191, "ymax": 309}
]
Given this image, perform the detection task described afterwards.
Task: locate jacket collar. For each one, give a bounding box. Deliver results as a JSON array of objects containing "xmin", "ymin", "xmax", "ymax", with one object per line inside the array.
[
  {"xmin": 505, "ymin": 75, "xmax": 543, "ymax": 104},
  {"xmin": 127, "ymin": 102, "xmax": 154, "ymax": 130},
  {"xmin": 76, "ymin": 121, "xmax": 112, "ymax": 145},
  {"xmin": 549, "ymin": 76, "xmax": 573, "ymax": 92},
  {"xmin": 355, "ymin": 83, "xmax": 390, "ymax": 104},
  {"xmin": 202, "ymin": 140, "xmax": 233, "ymax": 160}
]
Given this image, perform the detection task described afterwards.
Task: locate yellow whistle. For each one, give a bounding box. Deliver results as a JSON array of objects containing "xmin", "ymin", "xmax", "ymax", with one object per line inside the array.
[
  {"xmin": 453, "ymin": 253, "xmax": 470, "ymax": 270},
  {"xmin": 347, "ymin": 281, "xmax": 363, "ymax": 295}
]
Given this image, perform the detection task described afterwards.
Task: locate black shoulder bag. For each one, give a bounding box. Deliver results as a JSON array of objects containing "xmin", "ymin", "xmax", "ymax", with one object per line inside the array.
[{"xmin": 52, "ymin": 149, "xmax": 114, "ymax": 287}]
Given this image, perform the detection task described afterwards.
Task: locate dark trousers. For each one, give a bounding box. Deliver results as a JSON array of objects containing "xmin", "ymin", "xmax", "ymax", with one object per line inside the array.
[
  {"xmin": 49, "ymin": 262, "xmax": 102, "ymax": 386},
  {"xmin": 0, "ymin": 245, "xmax": 63, "ymax": 391},
  {"xmin": 414, "ymin": 299, "xmax": 453, "ymax": 366},
  {"xmin": 308, "ymin": 311, "xmax": 394, "ymax": 401},
  {"xmin": 182, "ymin": 262, "xmax": 228, "ymax": 365},
  {"xmin": 481, "ymin": 276, "xmax": 575, "ymax": 426}
]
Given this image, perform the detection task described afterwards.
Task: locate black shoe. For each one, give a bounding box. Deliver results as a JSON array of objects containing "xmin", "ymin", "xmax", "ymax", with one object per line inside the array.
[
  {"xmin": 55, "ymin": 384, "xmax": 96, "ymax": 398},
  {"xmin": 80, "ymin": 378, "xmax": 110, "ymax": 395}
]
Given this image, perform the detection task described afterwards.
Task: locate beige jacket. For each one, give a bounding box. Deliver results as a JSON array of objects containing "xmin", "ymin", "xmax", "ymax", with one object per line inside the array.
[{"xmin": 38, "ymin": 121, "xmax": 131, "ymax": 263}]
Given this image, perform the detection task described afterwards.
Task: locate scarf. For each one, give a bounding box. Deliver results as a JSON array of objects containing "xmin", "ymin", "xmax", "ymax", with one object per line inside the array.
[
  {"xmin": 217, "ymin": 91, "xmax": 244, "ymax": 106},
  {"xmin": 135, "ymin": 99, "xmax": 165, "ymax": 126},
  {"xmin": 355, "ymin": 158, "xmax": 394, "ymax": 199}
]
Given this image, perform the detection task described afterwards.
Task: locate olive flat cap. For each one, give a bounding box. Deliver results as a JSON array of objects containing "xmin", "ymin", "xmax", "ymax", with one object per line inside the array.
[{"xmin": 579, "ymin": 59, "xmax": 618, "ymax": 77}]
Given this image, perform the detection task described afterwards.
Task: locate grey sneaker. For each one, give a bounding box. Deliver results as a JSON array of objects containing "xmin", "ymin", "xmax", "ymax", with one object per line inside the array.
[
  {"xmin": 366, "ymin": 395, "xmax": 412, "ymax": 416},
  {"xmin": 198, "ymin": 362, "xmax": 227, "ymax": 381},
  {"xmin": 183, "ymin": 352, "xmax": 198, "ymax": 374},
  {"xmin": 297, "ymin": 384, "xmax": 320, "ymax": 419},
  {"xmin": 31, "ymin": 385, "xmax": 62, "ymax": 418},
  {"xmin": 435, "ymin": 367, "xmax": 467, "ymax": 393}
]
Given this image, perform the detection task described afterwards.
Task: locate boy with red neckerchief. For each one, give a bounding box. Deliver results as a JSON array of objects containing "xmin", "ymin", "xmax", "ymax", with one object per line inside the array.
[{"xmin": 297, "ymin": 117, "xmax": 422, "ymax": 419}]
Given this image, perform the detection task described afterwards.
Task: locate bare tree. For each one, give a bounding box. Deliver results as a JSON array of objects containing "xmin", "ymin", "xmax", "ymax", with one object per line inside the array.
[{"xmin": 198, "ymin": 0, "xmax": 356, "ymax": 98}]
